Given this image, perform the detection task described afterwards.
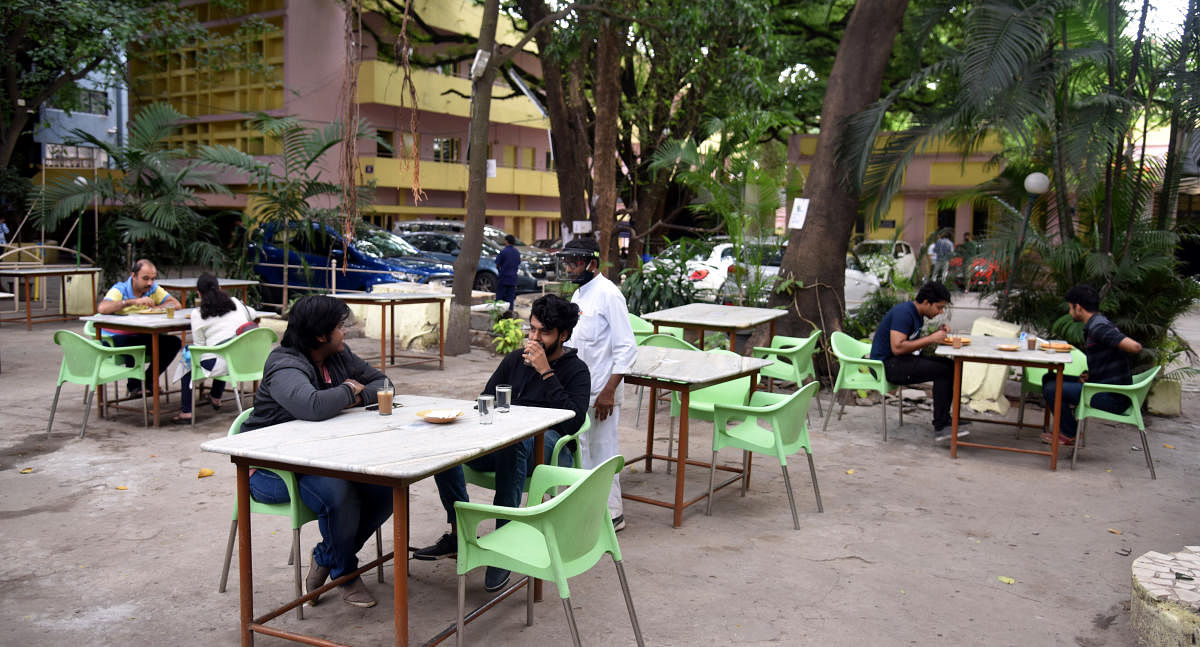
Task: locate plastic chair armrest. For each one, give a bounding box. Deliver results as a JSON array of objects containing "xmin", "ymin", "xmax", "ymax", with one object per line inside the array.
[
  {"xmin": 548, "ymin": 433, "xmax": 578, "ymax": 468},
  {"xmin": 1079, "ymin": 381, "xmax": 1140, "ymax": 397},
  {"xmin": 527, "ymin": 464, "xmax": 590, "ymax": 502},
  {"xmin": 100, "ymin": 344, "xmax": 145, "ymax": 363}
]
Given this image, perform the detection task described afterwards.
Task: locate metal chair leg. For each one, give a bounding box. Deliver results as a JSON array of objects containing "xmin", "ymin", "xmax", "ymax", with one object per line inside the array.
[
  {"xmin": 562, "ymin": 597, "xmax": 583, "ymax": 647},
  {"xmin": 705, "ymin": 450, "xmax": 718, "ymax": 516},
  {"xmin": 780, "ymin": 464, "xmax": 800, "ymax": 530},
  {"xmin": 1072, "ymin": 420, "xmax": 1085, "ymax": 470},
  {"xmin": 80, "ymin": 387, "xmax": 94, "ymax": 439},
  {"xmin": 1139, "ymin": 427, "xmax": 1156, "ymax": 479},
  {"xmin": 291, "ymin": 528, "xmax": 304, "ymax": 620},
  {"xmin": 456, "ymin": 574, "xmax": 467, "ymax": 647},
  {"xmin": 881, "ymin": 394, "xmax": 888, "ymax": 442},
  {"xmin": 191, "ymin": 383, "xmax": 198, "ymax": 426},
  {"xmin": 218, "ymin": 519, "xmax": 237, "ymax": 593},
  {"xmin": 47, "ymin": 384, "xmax": 64, "ymax": 434},
  {"xmin": 234, "ymin": 385, "xmax": 244, "ymax": 413},
  {"xmin": 821, "ymin": 391, "xmax": 838, "ymax": 432},
  {"xmin": 1016, "ymin": 396, "xmax": 1026, "ymax": 438},
  {"xmin": 896, "ymin": 390, "xmax": 903, "ymax": 427},
  {"xmin": 740, "ymin": 450, "xmax": 750, "ymax": 497},
  {"xmin": 806, "ymin": 449, "xmax": 823, "ymax": 512},
  {"xmin": 614, "ymin": 559, "xmax": 646, "ymax": 647}
]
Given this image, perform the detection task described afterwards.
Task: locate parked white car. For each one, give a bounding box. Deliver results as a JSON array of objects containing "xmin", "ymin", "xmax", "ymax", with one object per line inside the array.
[{"xmin": 850, "ymin": 239, "xmax": 916, "ymax": 283}]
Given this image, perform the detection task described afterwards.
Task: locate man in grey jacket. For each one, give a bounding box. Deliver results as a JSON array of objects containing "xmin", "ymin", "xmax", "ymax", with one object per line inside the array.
[{"xmin": 242, "ymin": 295, "xmax": 392, "ymax": 609}]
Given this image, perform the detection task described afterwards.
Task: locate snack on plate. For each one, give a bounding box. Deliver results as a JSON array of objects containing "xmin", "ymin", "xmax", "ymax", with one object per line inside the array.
[
  {"xmin": 1040, "ymin": 341, "xmax": 1072, "ymax": 351},
  {"xmin": 417, "ymin": 409, "xmax": 463, "ymax": 424},
  {"xmin": 132, "ymin": 307, "xmax": 168, "ymax": 315},
  {"xmin": 996, "ymin": 344, "xmax": 1019, "ymax": 351}
]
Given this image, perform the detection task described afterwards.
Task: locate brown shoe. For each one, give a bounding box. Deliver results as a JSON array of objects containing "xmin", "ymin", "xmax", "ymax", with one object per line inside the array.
[
  {"xmin": 341, "ymin": 576, "xmax": 376, "ymax": 608},
  {"xmin": 305, "ymin": 548, "xmax": 330, "ymax": 606}
]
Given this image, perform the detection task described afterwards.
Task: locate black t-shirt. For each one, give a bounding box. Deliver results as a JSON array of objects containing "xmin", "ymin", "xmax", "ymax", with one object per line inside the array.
[{"xmin": 1083, "ymin": 313, "xmax": 1131, "ymax": 385}]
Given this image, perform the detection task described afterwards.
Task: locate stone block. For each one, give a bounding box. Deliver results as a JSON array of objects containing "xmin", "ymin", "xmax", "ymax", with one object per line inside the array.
[{"xmin": 1148, "ymin": 379, "xmax": 1182, "ymax": 417}]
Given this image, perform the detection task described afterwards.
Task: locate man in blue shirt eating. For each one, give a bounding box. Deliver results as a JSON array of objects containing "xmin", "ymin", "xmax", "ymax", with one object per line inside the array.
[{"xmin": 869, "ymin": 281, "xmax": 964, "ymax": 443}]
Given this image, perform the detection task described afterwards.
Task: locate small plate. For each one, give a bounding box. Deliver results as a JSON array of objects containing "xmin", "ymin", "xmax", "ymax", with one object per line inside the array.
[
  {"xmin": 131, "ymin": 307, "xmax": 169, "ymax": 315},
  {"xmin": 416, "ymin": 409, "xmax": 464, "ymax": 424},
  {"xmin": 996, "ymin": 344, "xmax": 1019, "ymax": 352}
]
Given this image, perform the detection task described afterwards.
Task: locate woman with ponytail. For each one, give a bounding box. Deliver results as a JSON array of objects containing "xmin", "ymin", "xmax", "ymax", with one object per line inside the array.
[{"xmin": 172, "ymin": 273, "xmax": 254, "ymax": 423}]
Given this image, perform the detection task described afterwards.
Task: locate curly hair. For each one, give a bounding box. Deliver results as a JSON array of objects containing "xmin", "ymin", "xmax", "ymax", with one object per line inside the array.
[
  {"xmin": 1065, "ymin": 284, "xmax": 1100, "ymax": 312},
  {"xmin": 915, "ymin": 281, "xmax": 952, "ymax": 305},
  {"xmin": 530, "ymin": 293, "xmax": 580, "ymax": 338}
]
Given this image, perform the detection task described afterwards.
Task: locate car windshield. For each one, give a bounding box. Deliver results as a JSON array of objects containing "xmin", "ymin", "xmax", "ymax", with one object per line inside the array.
[
  {"xmin": 355, "ymin": 226, "xmax": 423, "ymax": 259},
  {"xmin": 739, "ymin": 244, "xmax": 784, "ymax": 266},
  {"xmin": 484, "ymin": 226, "xmax": 526, "ymax": 247},
  {"xmin": 449, "ymin": 233, "xmax": 503, "ymax": 255}
]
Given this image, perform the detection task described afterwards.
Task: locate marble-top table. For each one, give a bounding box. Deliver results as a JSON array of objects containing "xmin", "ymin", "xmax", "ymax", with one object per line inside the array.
[
  {"xmin": 936, "ymin": 337, "xmax": 1075, "ymax": 469},
  {"xmin": 0, "ymin": 264, "xmax": 101, "ymax": 330},
  {"xmin": 80, "ymin": 308, "xmax": 271, "ymax": 427},
  {"xmin": 623, "ymin": 345, "xmax": 773, "ymax": 527},
  {"xmin": 641, "ymin": 302, "xmax": 787, "ymax": 353},
  {"xmin": 329, "ymin": 292, "xmax": 449, "ymax": 370},
  {"xmin": 156, "ymin": 277, "xmax": 259, "ymax": 306},
  {"xmin": 202, "ymin": 395, "xmax": 574, "ymax": 646}
]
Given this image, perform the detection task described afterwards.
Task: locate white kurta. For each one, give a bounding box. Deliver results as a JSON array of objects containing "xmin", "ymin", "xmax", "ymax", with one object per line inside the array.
[{"xmin": 566, "ymin": 273, "xmax": 638, "ymax": 518}]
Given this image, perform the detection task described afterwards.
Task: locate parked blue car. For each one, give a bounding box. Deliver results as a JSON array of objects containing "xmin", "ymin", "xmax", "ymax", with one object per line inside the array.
[
  {"xmin": 249, "ymin": 222, "xmax": 454, "ymax": 303},
  {"xmin": 397, "ymin": 231, "xmax": 540, "ymax": 293}
]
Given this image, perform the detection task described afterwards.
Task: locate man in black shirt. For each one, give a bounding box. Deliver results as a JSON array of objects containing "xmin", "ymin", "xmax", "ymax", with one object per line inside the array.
[
  {"xmin": 1042, "ymin": 284, "xmax": 1143, "ymax": 445},
  {"xmin": 412, "ymin": 293, "xmax": 591, "ymax": 592}
]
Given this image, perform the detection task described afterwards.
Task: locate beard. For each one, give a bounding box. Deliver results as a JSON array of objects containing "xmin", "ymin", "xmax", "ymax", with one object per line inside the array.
[{"xmin": 541, "ymin": 338, "xmax": 562, "ymax": 360}]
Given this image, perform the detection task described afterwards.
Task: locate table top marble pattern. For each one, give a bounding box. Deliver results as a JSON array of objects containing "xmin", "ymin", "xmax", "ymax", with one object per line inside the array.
[
  {"xmin": 328, "ymin": 292, "xmax": 449, "ymax": 303},
  {"xmin": 81, "ymin": 308, "xmax": 272, "ymax": 330},
  {"xmin": 201, "ymin": 395, "xmax": 574, "ymax": 481},
  {"xmin": 156, "ymin": 277, "xmax": 260, "ymax": 289},
  {"xmin": 640, "ymin": 303, "xmax": 787, "ymax": 329},
  {"xmin": 935, "ymin": 336, "xmax": 1074, "ymax": 364},
  {"xmin": 629, "ymin": 346, "xmax": 772, "ymax": 384}
]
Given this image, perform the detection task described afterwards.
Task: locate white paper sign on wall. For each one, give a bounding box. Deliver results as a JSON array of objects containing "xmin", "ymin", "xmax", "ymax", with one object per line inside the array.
[
  {"xmin": 486, "ymin": 159, "xmax": 497, "ymax": 178},
  {"xmin": 572, "ymin": 221, "xmax": 593, "ymax": 234},
  {"xmin": 789, "ymin": 198, "xmax": 810, "ymax": 230}
]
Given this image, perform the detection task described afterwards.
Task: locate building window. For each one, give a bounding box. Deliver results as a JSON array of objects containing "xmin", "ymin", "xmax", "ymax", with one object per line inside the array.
[
  {"xmin": 432, "ymin": 137, "xmax": 460, "ymax": 163},
  {"xmin": 545, "ymin": 151, "xmax": 555, "ymax": 171},
  {"xmin": 49, "ymin": 88, "xmax": 109, "ymax": 116},
  {"xmin": 376, "ymin": 129, "xmax": 394, "ymax": 158},
  {"xmin": 44, "ymin": 144, "xmax": 109, "ymax": 169}
]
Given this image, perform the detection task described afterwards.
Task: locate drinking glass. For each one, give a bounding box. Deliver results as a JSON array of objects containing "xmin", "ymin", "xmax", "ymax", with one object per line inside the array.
[
  {"xmin": 496, "ymin": 385, "xmax": 512, "ymax": 413},
  {"xmin": 477, "ymin": 394, "xmax": 495, "ymax": 424}
]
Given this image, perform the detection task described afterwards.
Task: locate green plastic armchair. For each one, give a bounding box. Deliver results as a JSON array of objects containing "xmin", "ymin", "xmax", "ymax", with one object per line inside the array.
[
  {"xmin": 633, "ymin": 333, "xmax": 700, "ymax": 429},
  {"xmin": 83, "ymin": 319, "xmax": 154, "ymax": 405},
  {"xmin": 188, "ymin": 326, "xmax": 278, "ymax": 424},
  {"xmin": 664, "ymin": 348, "xmax": 754, "ymax": 473},
  {"xmin": 707, "ymin": 381, "xmax": 823, "ymax": 529},
  {"xmin": 1072, "ymin": 366, "xmax": 1160, "ymax": 478},
  {"xmin": 822, "ymin": 331, "xmax": 902, "ymax": 441},
  {"xmin": 463, "ymin": 414, "xmax": 591, "ymax": 491},
  {"xmin": 1017, "ymin": 347, "xmax": 1087, "ymax": 436},
  {"xmin": 48, "ymin": 330, "xmax": 148, "ymax": 439},
  {"xmin": 752, "ymin": 331, "xmax": 824, "ymax": 417},
  {"xmin": 217, "ymin": 407, "xmax": 383, "ymax": 620},
  {"xmin": 628, "ymin": 312, "xmax": 684, "ymax": 344},
  {"xmin": 453, "ymin": 455, "xmax": 644, "ymax": 647}
]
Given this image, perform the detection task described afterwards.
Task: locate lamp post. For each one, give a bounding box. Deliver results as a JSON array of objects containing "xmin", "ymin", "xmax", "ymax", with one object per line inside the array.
[{"xmin": 1001, "ymin": 172, "xmax": 1050, "ymax": 313}]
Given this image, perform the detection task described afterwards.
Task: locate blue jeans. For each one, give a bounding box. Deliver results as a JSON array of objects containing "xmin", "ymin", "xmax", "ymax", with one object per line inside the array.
[
  {"xmin": 433, "ymin": 431, "xmax": 569, "ymax": 525},
  {"xmin": 180, "ymin": 357, "xmax": 226, "ymax": 413},
  {"xmin": 1042, "ymin": 376, "xmax": 1130, "ymax": 438},
  {"xmin": 249, "ymin": 470, "xmax": 392, "ymax": 581}
]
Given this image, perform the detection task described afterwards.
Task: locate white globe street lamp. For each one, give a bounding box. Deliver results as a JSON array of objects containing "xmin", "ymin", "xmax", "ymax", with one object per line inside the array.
[{"xmin": 1002, "ymin": 172, "xmax": 1052, "ymax": 312}]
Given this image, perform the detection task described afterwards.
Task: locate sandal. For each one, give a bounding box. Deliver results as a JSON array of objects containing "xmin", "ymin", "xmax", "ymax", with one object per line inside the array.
[
  {"xmin": 208, "ymin": 396, "xmax": 222, "ymax": 411},
  {"xmin": 170, "ymin": 414, "xmax": 193, "ymax": 425}
]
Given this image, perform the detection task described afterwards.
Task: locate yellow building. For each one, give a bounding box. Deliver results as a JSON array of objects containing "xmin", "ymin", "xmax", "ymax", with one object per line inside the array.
[{"xmin": 129, "ymin": 0, "xmax": 561, "ymax": 243}]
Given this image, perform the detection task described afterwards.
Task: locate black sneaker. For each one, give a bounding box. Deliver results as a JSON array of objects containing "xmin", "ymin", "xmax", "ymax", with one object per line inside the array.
[
  {"xmin": 412, "ymin": 533, "xmax": 457, "ymax": 561},
  {"xmin": 933, "ymin": 421, "xmax": 971, "ymax": 443},
  {"xmin": 484, "ymin": 566, "xmax": 510, "ymax": 592}
]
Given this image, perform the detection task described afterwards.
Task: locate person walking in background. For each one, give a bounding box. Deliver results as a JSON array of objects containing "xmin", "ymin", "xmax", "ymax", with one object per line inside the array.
[
  {"xmin": 557, "ymin": 236, "xmax": 638, "ymax": 531},
  {"xmin": 930, "ymin": 231, "xmax": 955, "ymax": 282},
  {"xmin": 170, "ymin": 273, "xmax": 254, "ymax": 424},
  {"xmin": 96, "ymin": 259, "xmax": 184, "ymax": 398},
  {"xmin": 495, "ymin": 234, "xmax": 521, "ymax": 313}
]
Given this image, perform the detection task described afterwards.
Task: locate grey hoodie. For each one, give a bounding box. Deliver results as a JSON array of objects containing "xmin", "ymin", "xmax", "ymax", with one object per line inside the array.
[{"xmin": 242, "ymin": 345, "xmax": 387, "ymax": 432}]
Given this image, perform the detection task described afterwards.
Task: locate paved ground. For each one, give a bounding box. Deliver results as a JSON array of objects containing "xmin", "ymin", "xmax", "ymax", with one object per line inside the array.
[{"xmin": 1, "ymin": 296, "xmax": 1198, "ymax": 646}]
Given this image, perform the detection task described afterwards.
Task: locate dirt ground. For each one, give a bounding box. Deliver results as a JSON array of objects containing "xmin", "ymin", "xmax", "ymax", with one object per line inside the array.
[{"xmin": 1, "ymin": 300, "xmax": 1198, "ymax": 646}]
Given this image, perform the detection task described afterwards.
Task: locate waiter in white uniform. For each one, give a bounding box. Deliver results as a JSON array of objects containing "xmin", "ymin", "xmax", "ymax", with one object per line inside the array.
[{"xmin": 557, "ymin": 237, "xmax": 637, "ymax": 530}]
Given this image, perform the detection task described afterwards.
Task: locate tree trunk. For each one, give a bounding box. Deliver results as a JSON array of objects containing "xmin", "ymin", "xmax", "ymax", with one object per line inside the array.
[
  {"xmin": 445, "ymin": 0, "xmax": 500, "ymax": 356},
  {"xmin": 770, "ymin": 1, "xmax": 909, "ymax": 348},
  {"xmin": 592, "ymin": 10, "xmax": 623, "ymax": 278}
]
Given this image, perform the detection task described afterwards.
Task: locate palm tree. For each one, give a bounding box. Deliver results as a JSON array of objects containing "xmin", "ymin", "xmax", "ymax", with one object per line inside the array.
[{"xmin": 35, "ymin": 102, "xmax": 231, "ymax": 283}]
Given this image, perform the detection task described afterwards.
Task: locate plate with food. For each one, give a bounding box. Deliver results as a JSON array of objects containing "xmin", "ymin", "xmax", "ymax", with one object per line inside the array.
[
  {"xmin": 131, "ymin": 307, "xmax": 169, "ymax": 315},
  {"xmin": 938, "ymin": 336, "xmax": 971, "ymax": 346},
  {"xmin": 1041, "ymin": 341, "xmax": 1072, "ymax": 352},
  {"xmin": 416, "ymin": 409, "xmax": 464, "ymax": 424},
  {"xmin": 995, "ymin": 344, "xmax": 1020, "ymax": 352}
]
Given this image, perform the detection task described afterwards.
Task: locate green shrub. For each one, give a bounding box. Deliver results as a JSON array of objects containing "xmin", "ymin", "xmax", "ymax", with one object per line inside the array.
[{"xmin": 491, "ymin": 316, "xmax": 524, "ymax": 354}]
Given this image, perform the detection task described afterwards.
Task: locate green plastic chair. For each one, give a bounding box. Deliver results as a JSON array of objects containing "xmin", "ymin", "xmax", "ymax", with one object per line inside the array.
[
  {"xmin": 187, "ymin": 327, "xmax": 278, "ymax": 425},
  {"xmin": 752, "ymin": 331, "xmax": 825, "ymax": 417},
  {"xmin": 1072, "ymin": 366, "xmax": 1161, "ymax": 478},
  {"xmin": 47, "ymin": 330, "xmax": 148, "ymax": 439},
  {"xmin": 664, "ymin": 348, "xmax": 754, "ymax": 473},
  {"xmin": 463, "ymin": 414, "xmax": 591, "ymax": 490},
  {"xmin": 217, "ymin": 408, "xmax": 383, "ymax": 620},
  {"xmin": 1016, "ymin": 347, "xmax": 1087, "ymax": 436},
  {"xmin": 822, "ymin": 331, "xmax": 902, "ymax": 441},
  {"xmin": 628, "ymin": 312, "xmax": 684, "ymax": 344},
  {"xmin": 707, "ymin": 381, "xmax": 823, "ymax": 529},
  {"xmin": 82, "ymin": 319, "xmax": 153, "ymax": 405},
  {"xmin": 453, "ymin": 455, "xmax": 644, "ymax": 647},
  {"xmin": 633, "ymin": 333, "xmax": 700, "ymax": 429}
]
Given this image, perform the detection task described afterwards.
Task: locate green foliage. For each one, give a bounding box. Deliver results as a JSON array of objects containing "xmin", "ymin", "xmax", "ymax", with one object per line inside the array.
[
  {"xmin": 619, "ymin": 238, "xmax": 703, "ymax": 315},
  {"xmin": 33, "ymin": 102, "xmax": 231, "ymax": 276},
  {"xmin": 842, "ymin": 286, "xmax": 912, "ymax": 342},
  {"xmin": 491, "ymin": 316, "xmax": 525, "ymax": 354}
]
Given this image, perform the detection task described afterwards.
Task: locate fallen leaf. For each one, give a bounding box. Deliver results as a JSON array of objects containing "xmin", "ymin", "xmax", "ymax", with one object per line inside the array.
[
  {"xmin": 997, "ymin": 576, "xmax": 1015, "ymax": 585},
  {"xmin": 1108, "ymin": 528, "xmax": 1123, "ymax": 535},
  {"xmin": 196, "ymin": 468, "xmax": 215, "ymax": 479},
  {"xmin": 845, "ymin": 469, "xmax": 855, "ymax": 475},
  {"xmin": 1163, "ymin": 444, "xmax": 1175, "ymax": 450},
  {"xmin": 1105, "ymin": 469, "xmax": 1112, "ymax": 473},
  {"xmin": 19, "ymin": 467, "xmax": 32, "ymax": 474},
  {"xmin": 115, "ymin": 486, "xmax": 128, "ymax": 491}
]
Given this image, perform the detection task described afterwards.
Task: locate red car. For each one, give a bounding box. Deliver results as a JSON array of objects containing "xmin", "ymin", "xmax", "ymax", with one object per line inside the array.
[{"xmin": 949, "ymin": 256, "xmax": 1005, "ymax": 290}]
